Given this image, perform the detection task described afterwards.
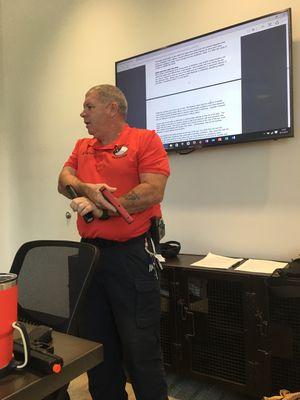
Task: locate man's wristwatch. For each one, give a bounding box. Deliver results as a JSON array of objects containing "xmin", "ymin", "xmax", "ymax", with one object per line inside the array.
[{"xmin": 99, "ymin": 209, "xmax": 110, "ymax": 220}]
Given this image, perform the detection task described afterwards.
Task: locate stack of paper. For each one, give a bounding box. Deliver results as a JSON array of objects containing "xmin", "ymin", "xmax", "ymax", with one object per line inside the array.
[
  {"xmin": 235, "ymin": 259, "xmax": 288, "ymax": 274},
  {"xmin": 191, "ymin": 252, "xmax": 243, "ymax": 269}
]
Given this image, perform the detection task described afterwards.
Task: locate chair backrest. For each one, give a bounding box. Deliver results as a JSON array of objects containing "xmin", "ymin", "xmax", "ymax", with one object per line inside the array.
[{"xmin": 10, "ymin": 240, "xmax": 100, "ymax": 335}]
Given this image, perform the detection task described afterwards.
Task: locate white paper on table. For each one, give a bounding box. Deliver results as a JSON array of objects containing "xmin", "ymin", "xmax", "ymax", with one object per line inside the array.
[
  {"xmin": 191, "ymin": 252, "xmax": 243, "ymax": 269},
  {"xmin": 235, "ymin": 258, "xmax": 288, "ymax": 274}
]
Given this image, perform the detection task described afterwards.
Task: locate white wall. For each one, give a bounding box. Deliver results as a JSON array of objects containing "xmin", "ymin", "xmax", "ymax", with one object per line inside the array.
[
  {"xmin": 1, "ymin": 0, "xmax": 299, "ymax": 271},
  {"xmin": 0, "ymin": 0, "xmax": 12, "ymax": 271}
]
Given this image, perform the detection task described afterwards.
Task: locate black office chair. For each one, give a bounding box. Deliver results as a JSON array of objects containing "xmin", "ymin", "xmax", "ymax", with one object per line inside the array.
[{"xmin": 10, "ymin": 240, "xmax": 100, "ymax": 400}]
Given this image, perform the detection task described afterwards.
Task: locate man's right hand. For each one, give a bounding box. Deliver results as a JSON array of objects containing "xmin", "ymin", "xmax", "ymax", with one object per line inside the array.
[
  {"xmin": 58, "ymin": 166, "xmax": 117, "ymax": 212},
  {"xmin": 82, "ymin": 183, "xmax": 117, "ymax": 212}
]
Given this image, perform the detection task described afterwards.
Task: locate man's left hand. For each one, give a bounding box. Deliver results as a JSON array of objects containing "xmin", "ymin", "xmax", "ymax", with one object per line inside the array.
[{"xmin": 70, "ymin": 197, "xmax": 105, "ymax": 219}]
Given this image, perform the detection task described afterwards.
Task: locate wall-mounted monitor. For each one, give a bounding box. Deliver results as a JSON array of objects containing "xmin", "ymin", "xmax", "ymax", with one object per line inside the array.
[{"xmin": 116, "ymin": 9, "xmax": 293, "ymax": 151}]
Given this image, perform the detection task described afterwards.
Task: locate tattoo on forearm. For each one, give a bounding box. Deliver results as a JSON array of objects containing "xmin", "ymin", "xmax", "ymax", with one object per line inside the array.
[{"xmin": 124, "ymin": 191, "xmax": 140, "ymax": 201}]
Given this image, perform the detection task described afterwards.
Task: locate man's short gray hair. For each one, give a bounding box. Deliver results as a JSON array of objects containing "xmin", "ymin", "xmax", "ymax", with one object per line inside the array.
[{"xmin": 88, "ymin": 84, "xmax": 128, "ymax": 117}]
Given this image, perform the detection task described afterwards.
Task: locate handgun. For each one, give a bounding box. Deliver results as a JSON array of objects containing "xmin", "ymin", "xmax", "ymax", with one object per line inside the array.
[
  {"xmin": 14, "ymin": 340, "xmax": 63, "ymax": 374},
  {"xmin": 65, "ymin": 185, "xmax": 94, "ymax": 224},
  {"xmin": 100, "ymin": 187, "xmax": 133, "ymax": 224}
]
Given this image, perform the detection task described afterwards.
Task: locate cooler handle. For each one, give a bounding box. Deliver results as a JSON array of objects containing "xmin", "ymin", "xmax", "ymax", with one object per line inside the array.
[{"xmin": 13, "ymin": 322, "xmax": 30, "ymax": 368}]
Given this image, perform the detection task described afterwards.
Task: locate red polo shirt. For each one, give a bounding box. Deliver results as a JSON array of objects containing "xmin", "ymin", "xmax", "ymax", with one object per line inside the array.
[{"xmin": 64, "ymin": 125, "xmax": 170, "ymax": 241}]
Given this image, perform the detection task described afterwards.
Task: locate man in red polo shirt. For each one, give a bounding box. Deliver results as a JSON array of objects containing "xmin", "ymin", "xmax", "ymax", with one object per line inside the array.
[{"xmin": 58, "ymin": 84, "xmax": 170, "ymax": 400}]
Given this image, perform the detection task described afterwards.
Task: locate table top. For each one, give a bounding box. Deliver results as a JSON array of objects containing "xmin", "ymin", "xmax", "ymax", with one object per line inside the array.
[{"xmin": 0, "ymin": 329, "xmax": 103, "ymax": 400}]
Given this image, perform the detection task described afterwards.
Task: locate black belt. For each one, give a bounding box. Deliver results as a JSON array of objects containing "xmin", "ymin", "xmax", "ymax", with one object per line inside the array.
[{"xmin": 82, "ymin": 232, "xmax": 149, "ymax": 249}]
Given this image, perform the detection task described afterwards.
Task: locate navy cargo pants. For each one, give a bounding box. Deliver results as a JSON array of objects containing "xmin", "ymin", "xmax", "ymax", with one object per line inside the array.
[{"xmin": 80, "ymin": 235, "xmax": 168, "ymax": 400}]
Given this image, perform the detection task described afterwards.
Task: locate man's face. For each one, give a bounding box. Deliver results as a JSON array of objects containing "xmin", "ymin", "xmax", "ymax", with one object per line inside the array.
[{"xmin": 80, "ymin": 90, "xmax": 111, "ymax": 138}]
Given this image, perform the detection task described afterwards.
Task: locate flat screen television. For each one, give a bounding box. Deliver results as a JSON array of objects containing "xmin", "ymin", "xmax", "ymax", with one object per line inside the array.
[{"xmin": 115, "ymin": 9, "xmax": 293, "ymax": 151}]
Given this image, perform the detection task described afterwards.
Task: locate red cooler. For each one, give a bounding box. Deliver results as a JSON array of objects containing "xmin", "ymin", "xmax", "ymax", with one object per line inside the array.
[{"xmin": 0, "ymin": 273, "xmax": 29, "ymax": 377}]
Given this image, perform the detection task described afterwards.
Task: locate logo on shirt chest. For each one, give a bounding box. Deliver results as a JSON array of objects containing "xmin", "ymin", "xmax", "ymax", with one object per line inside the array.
[{"xmin": 113, "ymin": 145, "xmax": 128, "ymax": 158}]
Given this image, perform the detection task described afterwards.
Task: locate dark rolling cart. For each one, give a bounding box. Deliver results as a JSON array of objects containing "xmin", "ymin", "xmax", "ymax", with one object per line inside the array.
[{"xmin": 159, "ymin": 254, "xmax": 300, "ymax": 398}]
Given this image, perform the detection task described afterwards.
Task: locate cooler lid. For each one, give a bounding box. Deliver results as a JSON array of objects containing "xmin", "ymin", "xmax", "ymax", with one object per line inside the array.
[{"xmin": 0, "ymin": 273, "xmax": 17, "ymax": 290}]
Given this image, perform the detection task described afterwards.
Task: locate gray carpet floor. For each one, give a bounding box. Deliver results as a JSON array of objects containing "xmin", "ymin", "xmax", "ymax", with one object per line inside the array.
[
  {"xmin": 68, "ymin": 372, "xmax": 253, "ymax": 400},
  {"xmin": 166, "ymin": 372, "xmax": 252, "ymax": 400}
]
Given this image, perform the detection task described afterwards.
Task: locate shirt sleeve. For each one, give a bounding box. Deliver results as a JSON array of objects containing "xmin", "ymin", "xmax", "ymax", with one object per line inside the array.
[
  {"xmin": 138, "ymin": 130, "xmax": 170, "ymax": 176},
  {"xmin": 63, "ymin": 140, "xmax": 80, "ymax": 170}
]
